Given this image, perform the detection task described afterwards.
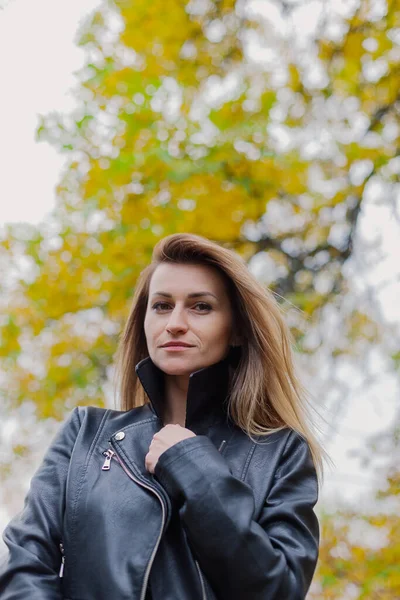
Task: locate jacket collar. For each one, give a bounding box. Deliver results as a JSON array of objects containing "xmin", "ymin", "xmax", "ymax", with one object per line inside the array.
[{"xmin": 135, "ymin": 348, "xmax": 240, "ymax": 434}]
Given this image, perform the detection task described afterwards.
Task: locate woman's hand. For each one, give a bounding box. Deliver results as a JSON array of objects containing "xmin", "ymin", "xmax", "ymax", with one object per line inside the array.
[{"xmin": 145, "ymin": 424, "xmax": 196, "ymax": 474}]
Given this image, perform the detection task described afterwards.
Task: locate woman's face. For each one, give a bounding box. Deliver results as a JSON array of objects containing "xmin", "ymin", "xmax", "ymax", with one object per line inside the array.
[{"xmin": 144, "ymin": 262, "xmax": 234, "ymax": 377}]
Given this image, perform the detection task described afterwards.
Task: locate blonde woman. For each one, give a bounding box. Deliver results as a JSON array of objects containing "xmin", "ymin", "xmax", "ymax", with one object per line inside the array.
[{"xmin": 0, "ymin": 233, "xmax": 326, "ymax": 599}]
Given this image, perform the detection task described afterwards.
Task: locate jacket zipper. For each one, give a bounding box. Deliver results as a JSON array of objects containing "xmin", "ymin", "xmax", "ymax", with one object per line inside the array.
[
  {"xmin": 195, "ymin": 559, "xmax": 208, "ymax": 600},
  {"xmin": 59, "ymin": 542, "xmax": 65, "ymax": 578},
  {"xmin": 102, "ymin": 449, "xmax": 113, "ymax": 470},
  {"xmin": 103, "ymin": 444, "xmax": 167, "ymax": 600},
  {"xmin": 218, "ymin": 440, "xmax": 227, "ymax": 454}
]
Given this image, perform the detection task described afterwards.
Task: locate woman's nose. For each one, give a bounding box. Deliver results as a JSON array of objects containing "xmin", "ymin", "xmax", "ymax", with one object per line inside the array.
[{"xmin": 166, "ymin": 307, "xmax": 188, "ymax": 334}]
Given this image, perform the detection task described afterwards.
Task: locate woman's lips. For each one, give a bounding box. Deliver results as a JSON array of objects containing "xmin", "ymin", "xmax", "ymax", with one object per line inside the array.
[{"xmin": 161, "ymin": 345, "xmax": 194, "ymax": 351}]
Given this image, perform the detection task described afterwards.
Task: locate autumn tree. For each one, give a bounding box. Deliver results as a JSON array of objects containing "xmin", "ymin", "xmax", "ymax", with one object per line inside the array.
[
  {"xmin": 0, "ymin": 0, "xmax": 397, "ymax": 414},
  {"xmin": 0, "ymin": 0, "xmax": 399, "ymax": 592},
  {"xmin": 309, "ymin": 432, "xmax": 400, "ymax": 599}
]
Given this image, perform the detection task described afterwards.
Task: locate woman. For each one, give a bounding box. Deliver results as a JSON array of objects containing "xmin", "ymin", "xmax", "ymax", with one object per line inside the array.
[{"xmin": 0, "ymin": 233, "xmax": 326, "ymax": 599}]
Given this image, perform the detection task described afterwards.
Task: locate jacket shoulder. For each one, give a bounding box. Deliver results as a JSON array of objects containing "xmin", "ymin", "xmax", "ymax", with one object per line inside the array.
[
  {"xmin": 73, "ymin": 403, "xmax": 156, "ymax": 444},
  {"xmin": 76, "ymin": 403, "xmax": 155, "ymax": 424}
]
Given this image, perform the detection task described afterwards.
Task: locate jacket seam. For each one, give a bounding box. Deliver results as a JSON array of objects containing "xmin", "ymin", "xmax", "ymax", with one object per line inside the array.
[
  {"xmin": 68, "ymin": 408, "xmax": 111, "ymax": 576},
  {"xmin": 240, "ymin": 442, "xmax": 256, "ymax": 481},
  {"xmin": 76, "ymin": 406, "xmax": 83, "ymax": 427}
]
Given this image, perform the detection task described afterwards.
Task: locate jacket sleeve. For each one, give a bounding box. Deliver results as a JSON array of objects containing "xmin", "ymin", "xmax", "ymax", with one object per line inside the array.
[
  {"xmin": 154, "ymin": 430, "xmax": 320, "ymax": 600},
  {"xmin": 0, "ymin": 407, "xmax": 82, "ymax": 599}
]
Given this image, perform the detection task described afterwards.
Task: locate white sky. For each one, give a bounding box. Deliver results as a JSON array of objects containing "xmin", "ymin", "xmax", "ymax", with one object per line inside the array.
[
  {"xmin": 0, "ymin": 0, "xmax": 399, "ymax": 519},
  {"xmin": 0, "ymin": 0, "xmax": 100, "ymax": 222}
]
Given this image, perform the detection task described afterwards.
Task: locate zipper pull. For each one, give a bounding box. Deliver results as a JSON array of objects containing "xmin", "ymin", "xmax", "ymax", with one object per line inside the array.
[
  {"xmin": 59, "ymin": 542, "xmax": 65, "ymax": 578},
  {"xmin": 102, "ymin": 449, "xmax": 115, "ymax": 471},
  {"xmin": 218, "ymin": 440, "xmax": 227, "ymax": 453}
]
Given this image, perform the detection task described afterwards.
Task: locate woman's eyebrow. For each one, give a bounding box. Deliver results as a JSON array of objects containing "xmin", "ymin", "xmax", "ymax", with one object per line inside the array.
[{"xmin": 151, "ymin": 291, "xmax": 218, "ymax": 299}]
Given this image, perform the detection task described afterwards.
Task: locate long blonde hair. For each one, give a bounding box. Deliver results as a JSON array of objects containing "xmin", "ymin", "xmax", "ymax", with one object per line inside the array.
[{"xmin": 114, "ymin": 233, "xmax": 328, "ymax": 482}]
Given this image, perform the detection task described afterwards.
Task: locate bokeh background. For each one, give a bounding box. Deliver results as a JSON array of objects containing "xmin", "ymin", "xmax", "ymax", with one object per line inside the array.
[{"xmin": 1, "ymin": 0, "xmax": 399, "ymax": 596}]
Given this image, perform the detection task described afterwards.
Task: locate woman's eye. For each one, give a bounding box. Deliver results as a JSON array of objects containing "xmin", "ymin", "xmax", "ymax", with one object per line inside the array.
[
  {"xmin": 152, "ymin": 302, "xmax": 171, "ymax": 311},
  {"xmin": 194, "ymin": 302, "xmax": 212, "ymax": 312},
  {"xmin": 152, "ymin": 301, "xmax": 212, "ymax": 312}
]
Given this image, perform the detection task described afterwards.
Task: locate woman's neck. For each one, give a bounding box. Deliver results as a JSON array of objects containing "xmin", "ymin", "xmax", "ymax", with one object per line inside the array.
[{"xmin": 163, "ymin": 374, "xmax": 189, "ymax": 426}]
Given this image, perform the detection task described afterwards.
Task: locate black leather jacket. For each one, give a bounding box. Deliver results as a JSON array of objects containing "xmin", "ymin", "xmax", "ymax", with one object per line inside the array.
[{"xmin": 0, "ymin": 356, "xmax": 320, "ymax": 599}]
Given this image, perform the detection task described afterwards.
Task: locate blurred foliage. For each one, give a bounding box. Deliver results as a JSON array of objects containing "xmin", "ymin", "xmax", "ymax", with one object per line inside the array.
[
  {"xmin": 1, "ymin": 0, "xmax": 398, "ymax": 421},
  {"xmin": 309, "ymin": 465, "xmax": 400, "ymax": 599},
  {"xmin": 0, "ymin": 0, "xmax": 399, "ymax": 596}
]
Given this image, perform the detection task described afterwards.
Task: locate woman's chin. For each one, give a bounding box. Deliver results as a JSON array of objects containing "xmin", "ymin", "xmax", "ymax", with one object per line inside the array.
[
  {"xmin": 156, "ymin": 356, "xmax": 203, "ymax": 377},
  {"xmin": 159, "ymin": 364, "xmax": 194, "ymax": 377}
]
